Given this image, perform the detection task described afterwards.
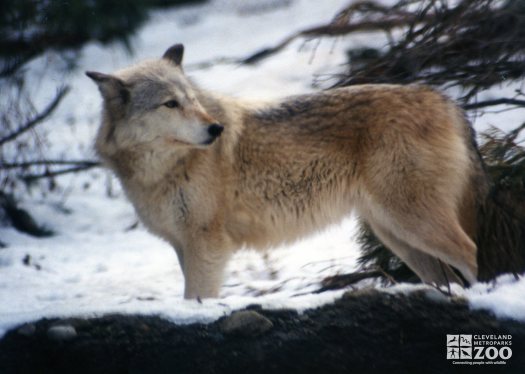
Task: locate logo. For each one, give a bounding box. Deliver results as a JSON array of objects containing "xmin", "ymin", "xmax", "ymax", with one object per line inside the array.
[{"xmin": 447, "ymin": 334, "xmax": 512, "ymax": 366}]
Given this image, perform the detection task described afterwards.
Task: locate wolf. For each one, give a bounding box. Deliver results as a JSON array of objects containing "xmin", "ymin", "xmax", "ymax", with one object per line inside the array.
[{"xmin": 87, "ymin": 44, "xmax": 488, "ymax": 299}]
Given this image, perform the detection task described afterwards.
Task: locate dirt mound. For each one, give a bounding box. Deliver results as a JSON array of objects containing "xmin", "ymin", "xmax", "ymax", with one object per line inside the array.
[{"xmin": 1, "ymin": 289, "xmax": 524, "ymax": 373}]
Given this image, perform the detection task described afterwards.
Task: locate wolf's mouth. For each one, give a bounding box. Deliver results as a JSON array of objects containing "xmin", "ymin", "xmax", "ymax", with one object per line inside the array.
[
  {"xmin": 161, "ymin": 136, "xmax": 215, "ymax": 149},
  {"xmin": 162, "ymin": 137, "xmax": 195, "ymax": 147}
]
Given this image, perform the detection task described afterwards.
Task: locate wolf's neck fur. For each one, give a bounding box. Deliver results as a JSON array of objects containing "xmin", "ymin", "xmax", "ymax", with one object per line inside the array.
[{"xmin": 107, "ymin": 145, "xmax": 189, "ymax": 187}]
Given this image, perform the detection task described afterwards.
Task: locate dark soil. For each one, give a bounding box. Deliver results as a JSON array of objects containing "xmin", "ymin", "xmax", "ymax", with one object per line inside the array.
[{"xmin": 1, "ymin": 288, "xmax": 524, "ymax": 374}]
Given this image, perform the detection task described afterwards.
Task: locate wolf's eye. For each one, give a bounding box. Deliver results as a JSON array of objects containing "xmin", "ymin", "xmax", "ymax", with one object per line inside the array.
[{"xmin": 163, "ymin": 100, "xmax": 180, "ymax": 109}]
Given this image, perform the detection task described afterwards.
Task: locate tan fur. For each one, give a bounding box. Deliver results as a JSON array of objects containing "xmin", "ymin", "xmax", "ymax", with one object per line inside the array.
[{"xmin": 88, "ymin": 45, "xmax": 480, "ymax": 299}]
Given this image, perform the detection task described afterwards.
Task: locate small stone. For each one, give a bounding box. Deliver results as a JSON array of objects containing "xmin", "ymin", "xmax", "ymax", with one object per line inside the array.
[
  {"xmin": 220, "ymin": 310, "xmax": 273, "ymax": 337},
  {"xmin": 342, "ymin": 287, "xmax": 381, "ymax": 299},
  {"xmin": 47, "ymin": 324, "xmax": 77, "ymax": 341},
  {"xmin": 420, "ymin": 288, "xmax": 450, "ymax": 303},
  {"xmin": 17, "ymin": 323, "xmax": 36, "ymax": 337}
]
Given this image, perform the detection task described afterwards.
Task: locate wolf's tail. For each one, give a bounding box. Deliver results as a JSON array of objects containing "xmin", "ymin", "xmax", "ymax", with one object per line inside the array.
[{"xmin": 355, "ymin": 122, "xmax": 525, "ymax": 284}]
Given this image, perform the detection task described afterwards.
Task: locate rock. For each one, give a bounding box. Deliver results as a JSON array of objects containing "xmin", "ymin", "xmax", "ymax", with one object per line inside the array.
[
  {"xmin": 419, "ymin": 288, "xmax": 450, "ymax": 303},
  {"xmin": 220, "ymin": 310, "xmax": 273, "ymax": 337},
  {"xmin": 342, "ymin": 287, "xmax": 381, "ymax": 299},
  {"xmin": 0, "ymin": 192, "xmax": 54, "ymax": 238},
  {"xmin": 47, "ymin": 325, "xmax": 77, "ymax": 341}
]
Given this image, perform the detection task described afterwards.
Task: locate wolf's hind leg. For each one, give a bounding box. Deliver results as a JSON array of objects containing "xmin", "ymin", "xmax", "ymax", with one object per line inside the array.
[
  {"xmin": 381, "ymin": 208, "xmax": 478, "ymax": 285},
  {"xmin": 368, "ymin": 222, "xmax": 465, "ymax": 287}
]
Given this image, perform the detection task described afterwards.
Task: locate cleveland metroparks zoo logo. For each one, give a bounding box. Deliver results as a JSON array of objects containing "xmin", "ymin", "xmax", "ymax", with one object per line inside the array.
[{"xmin": 447, "ymin": 334, "xmax": 512, "ymax": 366}]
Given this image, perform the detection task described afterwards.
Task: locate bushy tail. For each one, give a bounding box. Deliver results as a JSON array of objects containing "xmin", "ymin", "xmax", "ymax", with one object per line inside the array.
[{"xmin": 356, "ymin": 123, "xmax": 525, "ymax": 284}]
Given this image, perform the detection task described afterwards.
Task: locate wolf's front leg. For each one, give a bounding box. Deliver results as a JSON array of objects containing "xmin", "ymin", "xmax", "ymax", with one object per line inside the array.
[{"xmin": 176, "ymin": 242, "xmax": 233, "ymax": 299}]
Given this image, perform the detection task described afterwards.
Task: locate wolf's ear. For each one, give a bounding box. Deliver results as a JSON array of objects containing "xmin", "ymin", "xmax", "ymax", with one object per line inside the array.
[
  {"xmin": 86, "ymin": 71, "xmax": 129, "ymax": 104},
  {"xmin": 163, "ymin": 44, "xmax": 184, "ymax": 66}
]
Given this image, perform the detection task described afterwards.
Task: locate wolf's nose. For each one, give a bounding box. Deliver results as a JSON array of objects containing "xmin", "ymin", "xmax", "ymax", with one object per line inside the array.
[{"xmin": 208, "ymin": 124, "xmax": 224, "ymax": 137}]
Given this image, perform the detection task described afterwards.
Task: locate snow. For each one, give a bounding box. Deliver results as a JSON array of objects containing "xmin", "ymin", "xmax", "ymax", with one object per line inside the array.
[
  {"xmin": 0, "ymin": 190, "xmax": 355, "ymax": 336},
  {"xmin": 1, "ymin": 0, "xmax": 524, "ymax": 338},
  {"xmin": 465, "ymin": 275, "xmax": 525, "ymax": 321}
]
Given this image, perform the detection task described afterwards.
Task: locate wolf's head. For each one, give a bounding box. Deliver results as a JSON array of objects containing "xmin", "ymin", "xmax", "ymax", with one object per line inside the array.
[{"xmin": 87, "ymin": 44, "xmax": 223, "ymax": 159}]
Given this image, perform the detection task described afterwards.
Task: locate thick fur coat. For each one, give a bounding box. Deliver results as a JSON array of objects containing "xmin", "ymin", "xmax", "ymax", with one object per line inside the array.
[{"xmin": 88, "ymin": 45, "xmax": 485, "ymax": 298}]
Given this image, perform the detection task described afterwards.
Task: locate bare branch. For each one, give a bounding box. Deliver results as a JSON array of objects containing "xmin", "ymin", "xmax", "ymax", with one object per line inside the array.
[
  {"xmin": 0, "ymin": 86, "xmax": 70, "ymax": 146},
  {"xmin": 241, "ymin": 17, "xmax": 417, "ymax": 65},
  {"xmin": 463, "ymin": 98, "xmax": 525, "ymax": 110},
  {"xmin": 21, "ymin": 163, "xmax": 101, "ymax": 182},
  {"xmin": 239, "ymin": 0, "xmax": 436, "ymax": 65},
  {"xmin": 2, "ymin": 160, "xmax": 100, "ymax": 170}
]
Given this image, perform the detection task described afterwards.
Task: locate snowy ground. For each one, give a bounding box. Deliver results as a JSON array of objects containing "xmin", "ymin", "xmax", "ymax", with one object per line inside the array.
[{"xmin": 1, "ymin": 0, "xmax": 524, "ymax": 338}]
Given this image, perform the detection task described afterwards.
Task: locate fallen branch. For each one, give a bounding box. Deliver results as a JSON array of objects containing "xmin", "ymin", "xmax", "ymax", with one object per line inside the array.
[{"xmin": 315, "ymin": 270, "xmax": 383, "ymax": 293}]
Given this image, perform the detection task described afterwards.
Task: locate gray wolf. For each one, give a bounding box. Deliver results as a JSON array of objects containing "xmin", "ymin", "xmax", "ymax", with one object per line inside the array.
[{"xmin": 87, "ymin": 44, "xmax": 485, "ymax": 299}]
